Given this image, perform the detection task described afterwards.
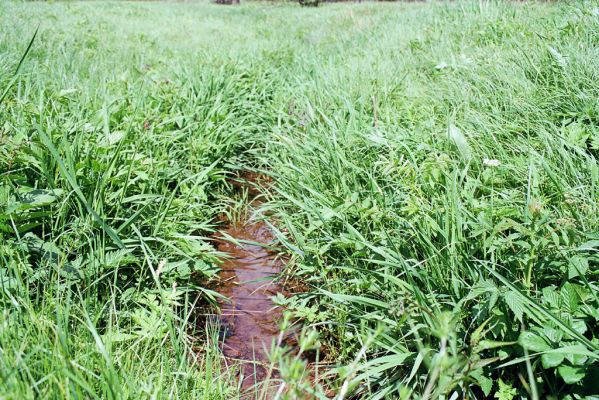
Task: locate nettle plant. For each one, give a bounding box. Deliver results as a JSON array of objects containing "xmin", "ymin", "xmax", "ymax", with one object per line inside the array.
[{"xmin": 445, "ymin": 167, "xmax": 599, "ymax": 397}]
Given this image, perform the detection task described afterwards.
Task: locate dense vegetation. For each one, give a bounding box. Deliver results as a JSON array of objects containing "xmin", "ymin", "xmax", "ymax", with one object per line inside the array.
[{"xmin": 1, "ymin": 1, "xmax": 598, "ymax": 399}]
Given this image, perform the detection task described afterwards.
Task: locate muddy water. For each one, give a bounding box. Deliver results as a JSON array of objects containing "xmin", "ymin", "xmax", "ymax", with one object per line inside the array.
[{"xmin": 215, "ymin": 217, "xmax": 289, "ymax": 391}]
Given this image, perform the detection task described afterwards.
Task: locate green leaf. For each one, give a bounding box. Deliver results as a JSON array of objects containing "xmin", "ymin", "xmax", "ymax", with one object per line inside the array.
[
  {"xmin": 103, "ymin": 331, "xmax": 138, "ymax": 343},
  {"xmin": 475, "ymin": 340, "xmax": 517, "ymax": 351},
  {"xmin": 485, "ymin": 266, "xmax": 597, "ymax": 351},
  {"xmin": 548, "ymin": 46, "xmax": 567, "ymax": 68},
  {"xmin": 22, "ymin": 232, "xmax": 81, "ymax": 280},
  {"xmin": 0, "ymin": 25, "xmax": 39, "ymax": 106},
  {"xmin": 470, "ymin": 369, "xmax": 493, "ymax": 396},
  {"xmin": 519, "ymin": 331, "xmax": 550, "ymax": 352},
  {"xmin": 542, "ymin": 286, "xmax": 561, "ymax": 308},
  {"xmin": 352, "ymin": 353, "xmax": 414, "ymax": 383},
  {"xmin": 100, "ymin": 130, "xmax": 125, "ymax": 147},
  {"xmin": 543, "ymin": 326, "xmax": 563, "ymax": 343},
  {"xmin": 504, "ymin": 291, "xmax": 524, "ymax": 322},
  {"xmin": 568, "ymin": 256, "xmax": 589, "ymax": 279},
  {"xmin": 448, "ymin": 124, "xmax": 472, "ymax": 161},
  {"xmin": 494, "ymin": 378, "xmax": 517, "ymax": 400},
  {"xmin": 577, "ymin": 240, "xmax": 599, "ymax": 251},
  {"xmin": 14, "ymin": 188, "xmax": 63, "ymax": 209},
  {"xmin": 319, "ymin": 289, "xmax": 389, "ymax": 308},
  {"xmin": 561, "ymin": 283, "xmax": 580, "ymax": 313},
  {"xmin": 566, "ymin": 348, "xmax": 589, "ymax": 366},
  {"xmin": 558, "ymin": 365, "xmax": 586, "ymax": 384},
  {"xmin": 572, "ymin": 320, "xmax": 587, "ymax": 335},
  {"xmin": 541, "ymin": 352, "xmax": 564, "ymax": 369},
  {"xmin": 479, "ymin": 375, "xmax": 493, "ymax": 397}
]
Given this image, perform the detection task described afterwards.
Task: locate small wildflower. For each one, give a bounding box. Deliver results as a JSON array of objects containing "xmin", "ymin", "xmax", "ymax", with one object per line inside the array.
[
  {"xmin": 556, "ymin": 217, "xmax": 575, "ymax": 227},
  {"xmin": 528, "ymin": 201, "xmax": 543, "ymax": 216},
  {"xmin": 435, "ymin": 61, "xmax": 448, "ymax": 70},
  {"xmin": 483, "ymin": 158, "xmax": 501, "ymax": 167},
  {"xmin": 156, "ymin": 259, "xmax": 166, "ymax": 277}
]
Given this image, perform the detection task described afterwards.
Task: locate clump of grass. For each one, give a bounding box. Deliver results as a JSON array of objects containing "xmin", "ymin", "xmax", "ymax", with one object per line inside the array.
[
  {"xmin": 0, "ymin": 2, "xmax": 276, "ymax": 397},
  {"xmin": 264, "ymin": 1, "xmax": 599, "ymax": 398}
]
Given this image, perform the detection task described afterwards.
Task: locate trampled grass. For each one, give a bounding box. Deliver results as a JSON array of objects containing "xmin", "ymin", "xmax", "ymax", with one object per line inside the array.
[{"xmin": 1, "ymin": 1, "xmax": 598, "ymax": 399}]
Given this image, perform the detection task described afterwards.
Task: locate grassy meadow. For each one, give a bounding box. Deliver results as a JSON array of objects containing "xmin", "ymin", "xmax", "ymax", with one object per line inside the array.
[{"xmin": 1, "ymin": 1, "xmax": 598, "ymax": 399}]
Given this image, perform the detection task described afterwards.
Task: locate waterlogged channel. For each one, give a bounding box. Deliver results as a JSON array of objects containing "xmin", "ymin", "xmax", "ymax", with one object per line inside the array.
[
  {"xmin": 208, "ymin": 172, "xmax": 298, "ymax": 394},
  {"xmin": 215, "ymin": 218, "xmax": 288, "ymax": 391},
  {"xmin": 209, "ymin": 173, "xmax": 332, "ymax": 397}
]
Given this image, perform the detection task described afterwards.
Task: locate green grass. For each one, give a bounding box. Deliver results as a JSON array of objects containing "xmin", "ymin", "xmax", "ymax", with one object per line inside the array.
[{"xmin": 1, "ymin": 1, "xmax": 598, "ymax": 399}]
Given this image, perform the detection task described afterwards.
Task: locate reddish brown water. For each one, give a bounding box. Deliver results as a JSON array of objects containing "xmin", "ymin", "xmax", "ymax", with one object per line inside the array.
[
  {"xmin": 209, "ymin": 173, "xmax": 330, "ymax": 397},
  {"xmin": 215, "ymin": 217, "xmax": 288, "ymax": 392}
]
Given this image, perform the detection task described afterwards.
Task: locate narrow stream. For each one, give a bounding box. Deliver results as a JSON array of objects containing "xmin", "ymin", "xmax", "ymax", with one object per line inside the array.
[{"xmin": 214, "ymin": 212, "xmax": 289, "ymax": 392}]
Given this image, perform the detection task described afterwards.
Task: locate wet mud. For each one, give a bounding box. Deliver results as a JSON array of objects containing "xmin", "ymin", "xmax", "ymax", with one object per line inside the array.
[
  {"xmin": 215, "ymin": 218, "xmax": 289, "ymax": 391},
  {"xmin": 208, "ymin": 172, "xmax": 330, "ymax": 397}
]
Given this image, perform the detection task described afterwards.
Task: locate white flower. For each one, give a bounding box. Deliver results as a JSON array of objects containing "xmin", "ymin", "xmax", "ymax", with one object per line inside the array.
[
  {"xmin": 156, "ymin": 259, "xmax": 167, "ymax": 277},
  {"xmin": 435, "ymin": 61, "xmax": 448, "ymax": 70},
  {"xmin": 483, "ymin": 159, "xmax": 501, "ymax": 167}
]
